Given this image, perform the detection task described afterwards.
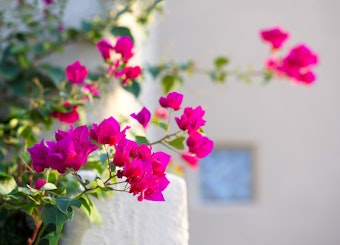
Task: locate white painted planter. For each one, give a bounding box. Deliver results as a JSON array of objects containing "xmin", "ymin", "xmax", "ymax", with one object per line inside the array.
[{"xmin": 61, "ymin": 174, "xmax": 189, "ymax": 245}]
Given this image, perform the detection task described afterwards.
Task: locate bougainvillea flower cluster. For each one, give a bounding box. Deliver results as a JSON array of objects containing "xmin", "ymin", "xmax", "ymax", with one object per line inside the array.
[
  {"xmin": 52, "ymin": 101, "xmax": 80, "ymax": 124},
  {"xmin": 97, "ymin": 36, "xmax": 142, "ymax": 86},
  {"xmin": 52, "ymin": 60, "xmax": 101, "ymax": 124},
  {"xmin": 159, "ymin": 91, "xmax": 183, "ymax": 111},
  {"xmin": 30, "ymin": 90, "xmax": 214, "ymax": 201},
  {"xmin": 28, "ymin": 125, "xmax": 98, "ymax": 173},
  {"xmin": 155, "ymin": 91, "xmax": 214, "ymax": 168},
  {"xmin": 261, "ymin": 27, "xmax": 318, "ymax": 85},
  {"xmin": 52, "ymin": 36, "xmax": 142, "ymax": 125}
]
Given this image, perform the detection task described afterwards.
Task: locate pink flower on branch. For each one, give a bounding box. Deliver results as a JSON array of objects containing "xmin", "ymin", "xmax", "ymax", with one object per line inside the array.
[
  {"xmin": 181, "ymin": 152, "xmax": 199, "ymax": 168},
  {"xmin": 130, "ymin": 107, "xmax": 151, "ymax": 128},
  {"xmin": 159, "ymin": 91, "xmax": 183, "ymax": 111},
  {"xmin": 267, "ymin": 44, "xmax": 318, "ymax": 85},
  {"xmin": 82, "ymin": 83, "xmax": 99, "ymax": 97},
  {"xmin": 90, "ymin": 116, "xmax": 129, "ymax": 146},
  {"xmin": 52, "ymin": 102, "xmax": 79, "ymax": 124},
  {"xmin": 154, "ymin": 107, "xmax": 169, "ymax": 120},
  {"xmin": 186, "ymin": 132, "xmax": 214, "ymax": 158},
  {"xmin": 28, "ymin": 126, "xmax": 98, "ymax": 174},
  {"xmin": 260, "ymin": 27, "xmax": 289, "ymax": 50},
  {"xmin": 66, "ymin": 60, "xmax": 88, "ymax": 84},
  {"xmin": 113, "ymin": 36, "xmax": 134, "ymax": 63},
  {"xmin": 27, "ymin": 140, "xmax": 49, "ymax": 173},
  {"xmin": 35, "ymin": 178, "xmax": 47, "ymax": 189},
  {"xmin": 115, "ymin": 66, "xmax": 142, "ymax": 86},
  {"xmin": 175, "ymin": 106, "xmax": 206, "ymax": 132},
  {"xmin": 97, "ymin": 39, "xmax": 114, "ymax": 61}
]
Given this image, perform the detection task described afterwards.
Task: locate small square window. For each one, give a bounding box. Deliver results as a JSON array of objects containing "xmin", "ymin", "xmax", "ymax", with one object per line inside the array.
[{"xmin": 199, "ymin": 147, "xmax": 254, "ymax": 203}]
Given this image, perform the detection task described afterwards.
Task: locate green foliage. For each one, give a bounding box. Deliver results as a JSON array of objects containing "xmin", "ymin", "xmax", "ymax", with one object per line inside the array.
[
  {"xmin": 122, "ymin": 79, "xmax": 141, "ymax": 98},
  {"xmin": 161, "ymin": 74, "xmax": 183, "ymax": 94},
  {"xmin": 135, "ymin": 135, "xmax": 150, "ymax": 145},
  {"xmin": 166, "ymin": 136, "xmax": 186, "ymax": 150},
  {"xmin": 111, "ymin": 26, "xmax": 135, "ymax": 43},
  {"xmin": 0, "ymin": 172, "xmax": 17, "ymax": 195}
]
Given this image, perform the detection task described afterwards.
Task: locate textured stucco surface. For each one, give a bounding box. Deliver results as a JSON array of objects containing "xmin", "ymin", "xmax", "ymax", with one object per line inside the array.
[{"xmin": 61, "ymin": 173, "xmax": 189, "ymax": 245}]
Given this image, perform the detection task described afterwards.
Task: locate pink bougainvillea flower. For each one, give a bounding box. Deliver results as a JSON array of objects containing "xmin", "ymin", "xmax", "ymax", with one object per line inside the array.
[
  {"xmin": 123, "ymin": 158, "xmax": 170, "ymax": 202},
  {"xmin": 115, "ymin": 66, "xmax": 142, "ymax": 86},
  {"xmin": 268, "ymin": 44, "xmax": 318, "ymax": 85},
  {"xmin": 181, "ymin": 152, "xmax": 199, "ymax": 168},
  {"xmin": 282, "ymin": 44, "xmax": 318, "ymax": 68},
  {"xmin": 130, "ymin": 107, "xmax": 151, "ymax": 128},
  {"xmin": 151, "ymin": 151, "xmax": 171, "ymax": 177},
  {"xmin": 186, "ymin": 132, "xmax": 214, "ymax": 158},
  {"xmin": 82, "ymin": 83, "xmax": 99, "ymax": 97},
  {"xmin": 57, "ymin": 24, "xmax": 64, "ymax": 33},
  {"xmin": 154, "ymin": 107, "xmax": 169, "ymax": 120},
  {"xmin": 52, "ymin": 102, "xmax": 80, "ymax": 124},
  {"xmin": 97, "ymin": 39, "xmax": 114, "ymax": 61},
  {"xmin": 46, "ymin": 125, "xmax": 98, "ymax": 173},
  {"xmin": 28, "ymin": 126, "xmax": 98, "ymax": 174},
  {"xmin": 66, "ymin": 60, "xmax": 88, "ymax": 84},
  {"xmin": 175, "ymin": 106, "xmax": 206, "ymax": 132},
  {"xmin": 35, "ymin": 178, "xmax": 47, "ymax": 190},
  {"xmin": 159, "ymin": 91, "xmax": 183, "ymax": 111},
  {"xmin": 90, "ymin": 116, "xmax": 129, "ymax": 146},
  {"xmin": 142, "ymin": 175, "xmax": 170, "ymax": 202},
  {"xmin": 260, "ymin": 27, "xmax": 289, "ymax": 49},
  {"xmin": 113, "ymin": 138, "xmax": 139, "ymax": 167},
  {"xmin": 27, "ymin": 140, "xmax": 49, "ymax": 173},
  {"xmin": 113, "ymin": 36, "xmax": 134, "ymax": 63},
  {"xmin": 43, "ymin": 0, "xmax": 53, "ymax": 4}
]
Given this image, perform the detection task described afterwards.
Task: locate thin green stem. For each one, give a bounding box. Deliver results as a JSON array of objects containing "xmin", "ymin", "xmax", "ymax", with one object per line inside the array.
[{"xmin": 149, "ymin": 130, "xmax": 183, "ymax": 145}]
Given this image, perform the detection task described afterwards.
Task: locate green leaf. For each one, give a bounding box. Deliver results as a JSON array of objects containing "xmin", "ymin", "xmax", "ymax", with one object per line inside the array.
[
  {"xmin": 40, "ymin": 65, "xmax": 65, "ymax": 89},
  {"xmin": 147, "ymin": 64, "xmax": 163, "ymax": 79},
  {"xmin": 81, "ymin": 20, "xmax": 93, "ymax": 33},
  {"xmin": 159, "ymin": 122, "xmax": 168, "ymax": 131},
  {"xmin": 40, "ymin": 183, "xmax": 57, "ymax": 191},
  {"xmin": 263, "ymin": 70, "xmax": 273, "ymax": 84},
  {"xmin": 0, "ymin": 171, "xmax": 17, "ymax": 195},
  {"xmin": 42, "ymin": 196, "xmax": 81, "ymax": 240},
  {"xmin": 166, "ymin": 136, "xmax": 186, "ymax": 150},
  {"xmin": 0, "ymin": 63, "xmax": 20, "ymax": 80},
  {"xmin": 122, "ymin": 79, "xmax": 141, "ymax": 98},
  {"xmin": 161, "ymin": 75, "xmax": 182, "ymax": 94},
  {"xmin": 18, "ymin": 187, "xmax": 37, "ymax": 196},
  {"xmin": 79, "ymin": 196, "xmax": 102, "ymax": 224},
  {"xmin": 111, "ymin": 26, "xmax": 134, "ymax": 43},
  {"xmin": 135, "ymin": 135, "xmax": 149, "ymax": 145},
  {"xmin": 214, "ymin": 56, "xmax": 229, "ymax": 69}
]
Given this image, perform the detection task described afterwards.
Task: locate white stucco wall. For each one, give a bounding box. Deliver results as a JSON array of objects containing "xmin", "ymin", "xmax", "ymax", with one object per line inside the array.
[{"xmin": 157, "ymin": 1, "xmax": 340, "ymax": 245}]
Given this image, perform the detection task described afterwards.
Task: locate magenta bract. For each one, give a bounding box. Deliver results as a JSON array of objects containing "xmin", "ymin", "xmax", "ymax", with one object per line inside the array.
[
  {"xmin": 115, "ymin": 66, "xmax": 142, "ymax": 86},
  {"xmin": 260, "ymin": 27, "xmax": 289, "ymax": 49},
  {"xmin": 130, "ymin": 107, "xmax": 151, "ymax": 128},
  {"xmin": 113, "ymin": 36, "xmax": 134, "ymax": 63},
  {"xmin": 97, "ymin": 39, "xmax": 114, "ymax": 60},
  {"xmin": 186, "ymin": 132, "xmax": 214, "ymax": 158},
  {"xmin": 90, "ymin": 116, "xmax": 129, "ymax": 146},
  {"xmin": 52, "ymin": 102, "xmax": 79, "ymax": 124},
  {"xmin": 159, "ymin": 91, "xmax": 183, "ymax": 111},
  {"xmin": 65, "ymin": 60, "xmax": 88, "ymax": 84},
  {"xmin": 35, "ymin": 178, "xmax": 47, "ymax": 190},
  {"xmin": 27, "ymin": 140, "xmax": 49, "ymax": 173},
  {"xmin": 28, "ymin": 126, "xmax": 98, "ymax": 173},
  {"xmin": 175, "ymin": 106, "xmax": 206, "ymax": 132}
]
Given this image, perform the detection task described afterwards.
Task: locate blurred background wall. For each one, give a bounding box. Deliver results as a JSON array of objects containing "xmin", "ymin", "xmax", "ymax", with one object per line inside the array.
[
  {"xmin": 155, "ymin": 0, "xmax": 340, "ymax": 245},
  {"xmin": 6, "ymin": 0, "xmax": 338, "ymax": 244}
]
